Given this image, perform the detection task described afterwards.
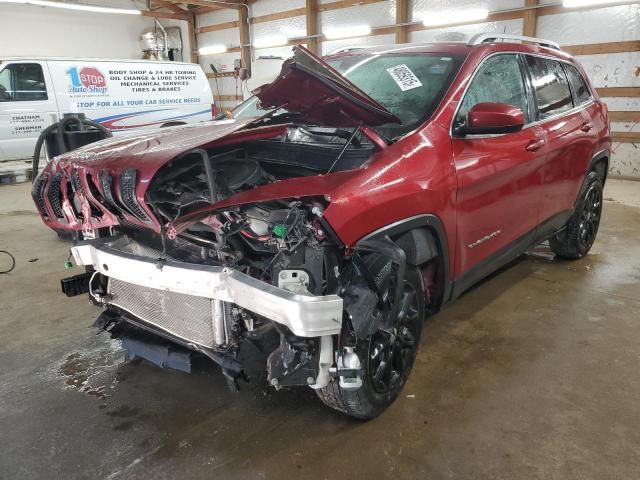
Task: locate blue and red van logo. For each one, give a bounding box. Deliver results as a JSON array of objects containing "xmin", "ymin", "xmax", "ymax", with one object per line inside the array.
[{"xmin": 66, "ymin": 66, "xmax": 108, "ymax": 94}]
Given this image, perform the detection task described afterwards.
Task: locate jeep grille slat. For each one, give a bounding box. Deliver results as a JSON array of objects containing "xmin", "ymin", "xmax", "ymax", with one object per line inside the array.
[
  {"xmin": 47, "ymin": 173, "xmax": 65, "ymax": 219},
  {"xmin": 32, "ymin": 173, "xmax": 49, "ymax": 218},
  {"xmin": 118, "ymin": 169, "xmax": 150, "ymax": 222}
]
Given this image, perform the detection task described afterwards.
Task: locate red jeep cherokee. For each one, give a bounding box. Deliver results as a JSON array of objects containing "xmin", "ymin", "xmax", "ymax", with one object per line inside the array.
[{"xmin": 33, "ymin": 34, "xmax": 610, "ymax": 419}]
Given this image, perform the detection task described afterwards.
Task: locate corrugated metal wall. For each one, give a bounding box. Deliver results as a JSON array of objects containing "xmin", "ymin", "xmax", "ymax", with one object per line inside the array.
[{"xmin": 195, "ymin": 0, "xmax": 640, "ymax": 178}]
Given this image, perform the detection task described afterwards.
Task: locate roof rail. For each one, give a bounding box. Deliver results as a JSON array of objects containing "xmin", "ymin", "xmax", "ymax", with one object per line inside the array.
[
  {"xmin": 467, "ymin": 33, "xmax": 560, "ymax": 50},
  {"xmin": 326, "ymin": 46, "xmax": 370, "ymax": 55}
]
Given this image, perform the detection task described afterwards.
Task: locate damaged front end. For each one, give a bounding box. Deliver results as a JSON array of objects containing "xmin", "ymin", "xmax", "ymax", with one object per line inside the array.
[
  {"xmin": 36, "ymin": 45, "xmax": 437, "ymax": 409},
  {"xmin": 42, "ymin": 115, "xmax": 409, "ymax": 392}
]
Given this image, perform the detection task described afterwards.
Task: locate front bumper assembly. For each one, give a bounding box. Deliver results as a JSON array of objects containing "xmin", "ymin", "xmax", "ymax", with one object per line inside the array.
[{"xmin": 70, "ymin": 238, "xmax": 344, "ymax": 345}]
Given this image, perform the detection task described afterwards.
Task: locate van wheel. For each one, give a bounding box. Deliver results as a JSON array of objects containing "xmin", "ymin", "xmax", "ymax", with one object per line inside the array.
[
  {"xmin": 549, "ymin": 171, "xmax": 603, "ymax": 259},
  {"xmin": 316, "ymin": 265, "xmax": 424, "ymax": 419}
]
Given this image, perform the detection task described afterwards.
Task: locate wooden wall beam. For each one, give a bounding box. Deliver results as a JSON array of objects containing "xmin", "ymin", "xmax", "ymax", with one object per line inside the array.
[
  {"xmin": 609, "ymin": 111, "xmax": 640, "ymax": 122},
  {"xmin": 188, "ymin": 12, "xmax": 198, "ymax": 63},
  {"xmin": 611, "ymin": 132, "xmax": 640, "ymax": 142},
  {"xmin": 318, "ymin": 0, "xmax": 385, "ymax": 12},
  {"xmin": 251, "ymin": 8, "xmax": 306, "ymax": 24},
  {"xmin": 597, "ymin": 87, "xmax": 640, "ymax": 97},
  {"xmin": 199, "ymin": 20, "xmax": 239, "ymax": 33},
  {"xmin": 141, "ymin": 10, "xmax": 188, "ymax": 20},
  {"xmin": 306, "ymin": 0, "xmax": 319, "ymax": 55},
  {"xmin": 238, "ymin": 5, "xmax": 251, "ymax": 76},
  {"xmin": 522, "ymin": 0, "xmax": 538, "ymax": 37},
  {"xmin": 563, "ymin": 40, "xmax": 640, "ymax": 55},
  {"xmin": 214, "ymin": 94, "xmax": 244, "ymax": 101},
  {"xmin": 395, "ymin": 0, "xmax": 408, "ymax": 44},
  {"xmin": 538, "ymin": 2, "xmax": 639, "ymax": 16},
  {"xmin": 152, "ymin": 0, "xmax": 185, "ymax": 13}
]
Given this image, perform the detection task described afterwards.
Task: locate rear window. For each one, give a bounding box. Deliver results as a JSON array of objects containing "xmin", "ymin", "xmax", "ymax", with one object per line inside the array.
[
  {"xmin": 0, "ymin": 63, "xmax": 48, "ymax": 101},
  {"xmin": 525, "ymin": 56, "xmax": 573, "ymax": 120},
  {"xmin": 564, "ymin": 63, "xmax": 592, "ymax": 105}
]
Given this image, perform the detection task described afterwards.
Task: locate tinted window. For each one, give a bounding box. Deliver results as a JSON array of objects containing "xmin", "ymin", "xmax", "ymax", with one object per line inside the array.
[
  {"xmin": 564, "ymin": 63, "xmax": 592, "ymax": 105},
  {"xmin": 526, "ymin": 56, "xmax": 573, "ymax": 119},
  {"xmin": 457, "ymin": 54, "xmax": 530, "ymax": 125},
  {"xmin": 0, "ymin": 63, "xmax": 47, "ymax": 102}
]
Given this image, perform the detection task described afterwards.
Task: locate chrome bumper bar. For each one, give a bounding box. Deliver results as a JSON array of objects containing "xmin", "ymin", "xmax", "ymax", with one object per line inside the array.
[{"xmin": 70, "ymin": 240, "xmax": 343, "ymax": 338}]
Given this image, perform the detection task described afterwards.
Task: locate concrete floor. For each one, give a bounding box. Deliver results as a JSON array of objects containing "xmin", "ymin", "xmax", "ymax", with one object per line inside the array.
[{"xmin": 1, "ymin": 180, "xmax": 639, "ymax": 480}]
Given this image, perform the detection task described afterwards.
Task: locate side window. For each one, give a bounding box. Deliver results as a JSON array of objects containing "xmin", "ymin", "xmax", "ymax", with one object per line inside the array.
[
  {"xmin": 525, "ymin": 56, "xmax": 573, "ymax": 119},
  {"xmin": 564, "ymin": 63, "xmax": 592, "ymax": 105},
  {"xmin": 457, "ymin": 54, "xmax": 530, "ymax": 126},
  {"xmin": 0, "ymin": 63, "xmax": 48, "ymax": 102}
]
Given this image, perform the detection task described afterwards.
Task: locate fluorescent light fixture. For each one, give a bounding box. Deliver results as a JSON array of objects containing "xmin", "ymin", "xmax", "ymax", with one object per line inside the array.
[
  {"xmin": 0, "ymin": 0, "xmax": 141, "ymax": 14},
  {"xmin": 423, "ymin": 8, "xmax": 488, "ymax": 27},
  {"xmin": 253, "ymin": 35, "xmax": 289, "ymax": 49},
  {"xmin": 563, "ymin": 0, "xmax": 630, "ymax": 7},
  {"xmin": 198, "ymin": 44, "xmax": 228, "ymax": 55},
  {"xmin": 324, "ymin": 25, "xmax": 372, "ymax": 40}
]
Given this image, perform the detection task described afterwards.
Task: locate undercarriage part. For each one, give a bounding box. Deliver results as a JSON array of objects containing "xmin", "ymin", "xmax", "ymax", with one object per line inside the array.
[
  {"xmin": 122, "ymin": 334, "xmax": 193, "ymax": 373},
  {"xmin": 336, "ymin": 346, "xmax": 363, "ymax": 390},
  {"xmin": 266, "ymin": 333, "xmax": 320, "ymax": 388},
  {"xmin": 94, "ymin": 309, "xmax": 248, "ymax": 390},
  {"xmin": 60, "ymin": 271, "xmax": 92, "ymax": 297}
]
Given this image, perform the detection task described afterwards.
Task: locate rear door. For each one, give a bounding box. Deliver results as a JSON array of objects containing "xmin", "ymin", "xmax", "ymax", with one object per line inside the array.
[
  {"xmin": 452, "ymin": 53, "xmax": 547, "ymax": 280},
  {"xmin": 0, "ymin": 61, "xmax": 57, "ymax": 161},
  {"xmin": 524, "ymin": 55, "xmax": 594, "ymax": 224}
]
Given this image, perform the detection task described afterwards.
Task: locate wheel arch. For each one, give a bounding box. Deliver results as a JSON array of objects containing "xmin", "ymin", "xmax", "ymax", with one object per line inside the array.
[
  {"xmin": 573, "ymin": 149, "xmax": 609, "ymax": 210},
  {"xmin": 590, "ymin": 149, "xmax": 609, "ymax": 185},
  {"xmin": 354, "ymin": 214, "xmax": 453, "ymax": 306}
]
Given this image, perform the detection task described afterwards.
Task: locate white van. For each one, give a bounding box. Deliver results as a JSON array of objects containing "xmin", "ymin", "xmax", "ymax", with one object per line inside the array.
[{"xmin": 0, "ymin": 58, "xmax": 214, "ymax": 161}]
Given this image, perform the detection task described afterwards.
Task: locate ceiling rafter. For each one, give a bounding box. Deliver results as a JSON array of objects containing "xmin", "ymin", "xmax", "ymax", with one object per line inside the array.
[
  {"xmin": 151, "ymin": 0, "xmax": 187, "ymax": 13},
  {"xmin": 162, "ymin": 0, "xmax": 251, "ymax": 10}
]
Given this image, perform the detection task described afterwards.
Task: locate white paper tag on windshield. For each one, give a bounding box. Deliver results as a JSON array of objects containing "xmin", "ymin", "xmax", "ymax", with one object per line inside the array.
[{"xmin": 386, "ymin": 64, "xmax": 423, "ymax": 91}]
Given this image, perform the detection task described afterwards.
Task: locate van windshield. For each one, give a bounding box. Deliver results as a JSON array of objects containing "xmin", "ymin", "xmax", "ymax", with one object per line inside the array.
[{"xmin": 232, "ymin": 52, "xmax": 462, "ymax": 138}]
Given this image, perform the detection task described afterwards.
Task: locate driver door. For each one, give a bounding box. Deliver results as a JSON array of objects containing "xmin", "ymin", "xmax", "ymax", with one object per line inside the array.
[
  {"xmin": 0, "ymin": 61, "xmax": 58, "ymax": 161},
  {"xmin": 451, "ymin": 53, "xmax": 546, "ymax": 285}
]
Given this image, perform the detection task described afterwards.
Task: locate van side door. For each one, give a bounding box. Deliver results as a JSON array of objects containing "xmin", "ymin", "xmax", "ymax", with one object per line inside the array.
[
  {"xmin": 0, "ymin": 61, "xmax": 58, "ymax": 161},
  {"xmin": 451, "ymin": 53, "xmax": 547, "ymax": 290}
]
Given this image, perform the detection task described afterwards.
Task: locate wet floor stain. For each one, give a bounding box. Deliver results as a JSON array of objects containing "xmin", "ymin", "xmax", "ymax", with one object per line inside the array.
[{"xmin": 54, "ymin": 339, "xmax": 126, "ymax": 399}]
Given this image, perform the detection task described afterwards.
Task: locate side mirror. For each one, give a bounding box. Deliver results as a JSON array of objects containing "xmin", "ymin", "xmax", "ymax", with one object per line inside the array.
[{"xmin": 459, "ymin": 102, "xmax": 525, "ymax": 136}]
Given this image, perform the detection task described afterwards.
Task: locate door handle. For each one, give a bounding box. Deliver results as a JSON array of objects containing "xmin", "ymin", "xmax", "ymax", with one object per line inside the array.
[
  {"xmin": 580, "ymin": 122, "xmax": 593, "ymax": 132},
  {"xmin": 525, "ymin": 138, "xmax": 546, "ymax": 152}
]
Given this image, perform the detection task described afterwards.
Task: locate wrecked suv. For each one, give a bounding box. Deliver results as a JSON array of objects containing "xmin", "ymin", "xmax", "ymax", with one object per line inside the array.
[{"xmin": 33, "ymin": 34, "xmax": 610, "ymax": 419}]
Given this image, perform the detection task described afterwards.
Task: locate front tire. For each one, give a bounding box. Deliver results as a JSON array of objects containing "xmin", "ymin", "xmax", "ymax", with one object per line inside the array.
[
  {"xmin": 549, "ymin": 170, "xmax": 603, "ymax": 259},
  {"xmin": 317, "ymin": 266, "xmax": 425, "ymax": 419}
]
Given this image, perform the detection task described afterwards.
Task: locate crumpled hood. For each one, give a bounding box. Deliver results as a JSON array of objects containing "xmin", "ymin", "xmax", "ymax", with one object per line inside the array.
[
  {"xmin": 254, "ymin": 45, "xmax": 400, "ymax": 127},
  {"xmin": 50, "ymin": 118, "xmax": 259, "ymax": 172},
  {"xmin": 34, "ymin": 118, "xmax": 290, "ymax": 233}
]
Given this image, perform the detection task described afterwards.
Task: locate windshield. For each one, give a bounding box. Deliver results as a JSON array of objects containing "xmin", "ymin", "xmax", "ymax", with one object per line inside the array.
[{"xmin": 232, "ymin": 52, "xmax": 463, "ymax": 138}]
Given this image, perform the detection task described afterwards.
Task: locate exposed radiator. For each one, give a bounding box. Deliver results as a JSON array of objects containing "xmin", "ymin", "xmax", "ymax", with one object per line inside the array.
[{"xmin": 108, "ymin": 278, "xmax": 219, "ymax": 349}]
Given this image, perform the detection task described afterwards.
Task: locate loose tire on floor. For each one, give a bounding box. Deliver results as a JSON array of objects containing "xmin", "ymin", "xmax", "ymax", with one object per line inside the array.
[
  {"xmin": 549, "ymin": 170, "xmax": 603, "ymax": 259},
  {"xmin": 317, "ymin": 265, "xmax": 425, "ymax": 419}
]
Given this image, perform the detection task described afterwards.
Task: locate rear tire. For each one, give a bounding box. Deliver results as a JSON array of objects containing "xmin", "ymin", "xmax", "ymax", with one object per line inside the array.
[
  {"xmin": 317, "ymin": 266, "xmax": 425, "ymax": 419},
  {"xmin": 549, "ymin": 171, "xmax": 603, "ymax": 259}
]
